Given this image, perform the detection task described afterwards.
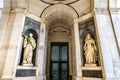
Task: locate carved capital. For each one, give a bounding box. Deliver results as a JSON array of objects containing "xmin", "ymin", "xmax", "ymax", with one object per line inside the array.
[
  {"xmin": 0, "ymin": 8, "xmax": 11, "ymax": 13},
  {"xmin": 74, "ymin": 18, "xmax": 78, "ymax": 23},
  {"xmin": 11, "ymin": 8, "xmax": 26, "ymax": 13},
  {"xmin": 41, "ymin": 18, "xmax": 47, "ymax": 23}
]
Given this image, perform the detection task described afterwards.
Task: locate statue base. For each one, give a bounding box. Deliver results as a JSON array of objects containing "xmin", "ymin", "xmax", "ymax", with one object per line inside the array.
[
  {"xmin": 22, "ymin": 64, "xmax": 33, "ymax": 67},
  {"xmin": 85, "ymin": 64, "xmax": 97, "ymax": 67}
]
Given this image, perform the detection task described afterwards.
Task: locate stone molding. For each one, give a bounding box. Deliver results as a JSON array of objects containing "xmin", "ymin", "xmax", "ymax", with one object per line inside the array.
[
  {"xmin": 0, "ymin": 44, "xmax": 18, "ymax": 50},
  {"xmin": 94, "ymin": 8, "xmax": 109, "ymax": 14},
  {"xmin": 0, "ymin": 8, "xmax": 11, "ymax": 13},
  {"xmin": 11, "ymin": 8, "xmax": 26, "ymax": 13},
  {"xmin": 41, "ymin": 4, "xmax": 78, "ymax": 19},
  {"xmin": 78, "ymin": 12, "xmax": 93, "ymax": 23}
]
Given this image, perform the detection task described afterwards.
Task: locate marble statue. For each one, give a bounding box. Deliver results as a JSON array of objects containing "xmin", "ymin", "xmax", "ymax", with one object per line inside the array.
[
  {"xmin": 22, "ymin": 33, "xmax": 36, "ymax": 66},
  {"xmin": 83, "ymin": 34, "xmax": 97, "ymax": 65}
]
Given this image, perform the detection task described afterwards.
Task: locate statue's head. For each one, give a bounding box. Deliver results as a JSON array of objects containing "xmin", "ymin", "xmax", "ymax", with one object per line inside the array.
[
  {"xmin": 29, "ymin": 33, "xmax": 33, "ymax": 37},
  {"xmin": 25, "ymin": 36, "xmax": 28, "ymax": 38},
  {"xmin": 86, "ymin": 34, "xmax": 91, "ymax": 39}
]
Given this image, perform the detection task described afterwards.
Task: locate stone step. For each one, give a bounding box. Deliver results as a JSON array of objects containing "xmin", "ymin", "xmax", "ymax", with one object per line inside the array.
[
  {"xmin": 14, "ymin": 77, "xmax": 36, "ymax": 80},
  {"xmin": 83, "ymin": 77, "xmax": 103, "ymax": 80}
]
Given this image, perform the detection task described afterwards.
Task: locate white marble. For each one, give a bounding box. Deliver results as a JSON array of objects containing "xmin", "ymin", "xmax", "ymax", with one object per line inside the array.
[
  {"xmin": 0, "ymin": 0, "xmax": 120, "ymax": 80},
  {"xmin": 74, "ymin": 19, "xmax": 82, "ymax": 80},
  {"xmin": 110, "ymin": 12, "xmax": 120, "ymax": 77},
  {"xmin": 28, "ymin": 0, "xmax": 49, "ymax": 17},
  {"xmin": 70, "ymin": 0, "xmax": 90, "ymax": 17},
  {"xmin": 1, "ymin": 12, "xmax": 25, "ymax": 79},
  {"xmin": 94, "ymin": 0, "xmax": 108, "ymax": 9},
  {"xmin": 111, "ymin": 13, "xmax": 120, "ymax": 53},
  {"xmin": 109, "ymin": 0, "xmax": 120, "ymax": 8},
  {"xmin": 95, "ymin": 12, "xmax": 119, "ymax": 78},
  {"xmin": 14, "ymin": 77, "xmax": 36, "ymax": 80},
  {"xmin": 36, "ymin": 19, "xmax": 46, "ymax": 80},
  {"xmin": 0, "ymin": 13, "xmax": 8, "ymax": 43},
  {"xmin": 82, "ymin": 77, "xmax": 102, "ymax": 80}
]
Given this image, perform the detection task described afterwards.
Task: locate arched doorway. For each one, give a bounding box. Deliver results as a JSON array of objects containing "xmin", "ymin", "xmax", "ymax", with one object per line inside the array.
[
  {"xmin": 40, "ymin": 4, "xmax": 79, "ymax": 80},
  {"xmin": 47, "ymin": 12, "xmax": 73, "ymax": 80}
]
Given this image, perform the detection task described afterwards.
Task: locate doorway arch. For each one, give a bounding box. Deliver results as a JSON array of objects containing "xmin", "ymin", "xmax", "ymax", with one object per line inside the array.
[{"xmin": 40, "ymin": 4, "xmax": 79, "ymax": 80}]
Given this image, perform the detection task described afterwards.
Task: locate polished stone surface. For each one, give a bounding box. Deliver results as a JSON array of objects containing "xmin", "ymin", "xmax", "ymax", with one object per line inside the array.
[{"xmin": 0, "ymin": 0, "xmax": 120, "ymax": 80}]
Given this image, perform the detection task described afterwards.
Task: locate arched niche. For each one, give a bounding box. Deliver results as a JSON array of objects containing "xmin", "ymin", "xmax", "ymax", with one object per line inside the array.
[
  {"xmin": 20, "ymin": 29, "xmax": 38, "ymax": 66},
  {"xmin": 41, "ymin": 4, "xmax": 78, "ymax": 27},
  {"xmin": 40, "ymin": 4, "xmax": 78, "ymax": 80},
  {"xmin": 79, "ymin": 18, "xmax": 101, "ymax": 66},
  {"xmin": 19, "ymin": 17, "xmax": 40, "ymax": 66}
]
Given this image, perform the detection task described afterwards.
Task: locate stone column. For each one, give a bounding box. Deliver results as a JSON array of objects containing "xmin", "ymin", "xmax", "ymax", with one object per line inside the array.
[
  {"xmin": 73, "ymin": 19, "xmax": 82, "ymax": 80},
  {"xmin": 1, "ymin": 8, "xmax": 25, "ymax": 79},
  {"xmin": 37, "ymin": 18, "xmax": 47, "ymax": 80}
]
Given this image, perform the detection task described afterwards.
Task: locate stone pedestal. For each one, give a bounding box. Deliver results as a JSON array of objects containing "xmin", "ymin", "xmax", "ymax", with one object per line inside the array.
[
  {"xmin": 22, "ymin": 64, "xmax": 33, "ymax": 67},
  {"xmin": 85, "ymin": 64, "xmax": 97, "ymax": 67}
]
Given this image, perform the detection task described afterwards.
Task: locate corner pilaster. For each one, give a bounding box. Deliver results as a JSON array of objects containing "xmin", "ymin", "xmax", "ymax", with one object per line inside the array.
[
  {"xmin": 73, "ymin": 19, "xmax": 82, "ymax": 80},
  {"xmin": 1, "ymin": 8, "xmax": 26, "ymax": 80},
  {"xmin": 36, "ymin": 18, "xmax": 47, "ymax": 80}
]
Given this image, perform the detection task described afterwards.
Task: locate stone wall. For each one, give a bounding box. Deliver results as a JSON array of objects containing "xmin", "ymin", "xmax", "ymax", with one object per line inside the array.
[
  {"xmin": 94, "ymin": 0, "xmax": 120, "ymax": 79},
  {"xmin": 0, "ymin": 9, "xmax": 25, "ymax": 79},
  {"xmin": 0, "ymin": 0, "xmax": 120, "ymax": 80}
]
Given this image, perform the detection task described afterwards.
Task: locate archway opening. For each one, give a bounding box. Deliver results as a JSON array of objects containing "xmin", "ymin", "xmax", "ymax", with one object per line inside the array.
[
  {"xmin": 46, "ymin": 9, "xmax": 75, "ymax": 80},
  {"xmin": 46, "ymin": 12, "xmax": 73, "ymax": 80},
  {"xmin": 40, "ymin": 4, "xmax": 78, "ymax": 80}
]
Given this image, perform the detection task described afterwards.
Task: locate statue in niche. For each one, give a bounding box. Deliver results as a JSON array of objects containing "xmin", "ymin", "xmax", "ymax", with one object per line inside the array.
[
  {"xmin": 83, "ymin": 34, "xmax": 97, "ymax": 66},
  {"xmin": 22, "ymin": 33, "xmax": 36, "ymax": 66}
]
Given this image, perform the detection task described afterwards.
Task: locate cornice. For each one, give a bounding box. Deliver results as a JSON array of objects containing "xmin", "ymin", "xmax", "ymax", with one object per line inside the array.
[
  {"xmin": 0, "ymin": 8, "xmax": 11, "ymax": 13},
  {"xmin": 109, "ymin": 8, "xmax": 120, "ymax": 13},
  {"xmin": 11, "ymin": 8, "xmax": 26, "ymax": 13},
  {"xmin": 94, "ymin": 8, "xmax": 109, "ymax": 14}
]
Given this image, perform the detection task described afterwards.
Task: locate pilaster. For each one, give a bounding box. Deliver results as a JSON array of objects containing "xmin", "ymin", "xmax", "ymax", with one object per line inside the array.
[
  {"xmin": 109, "ymin": 8, "xmax": 120, "ymax": 77},
  {"xmin": 0, "ymin": 8, "xmax": 26, "ymax": 79},
  {"xmin": 0, "ymin": 8, "xmax": 11, "ymax": 77},
  {"xmin": 36, "ymin": 18, "xmax": 47, "ymax": 80},
  {"xmin": 73, "ymin": 19, "xmax": 82, "ymax": 80},
  {"xmin": 93, "ymin": 1, "xmax": 119, "ymax": 79}
]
